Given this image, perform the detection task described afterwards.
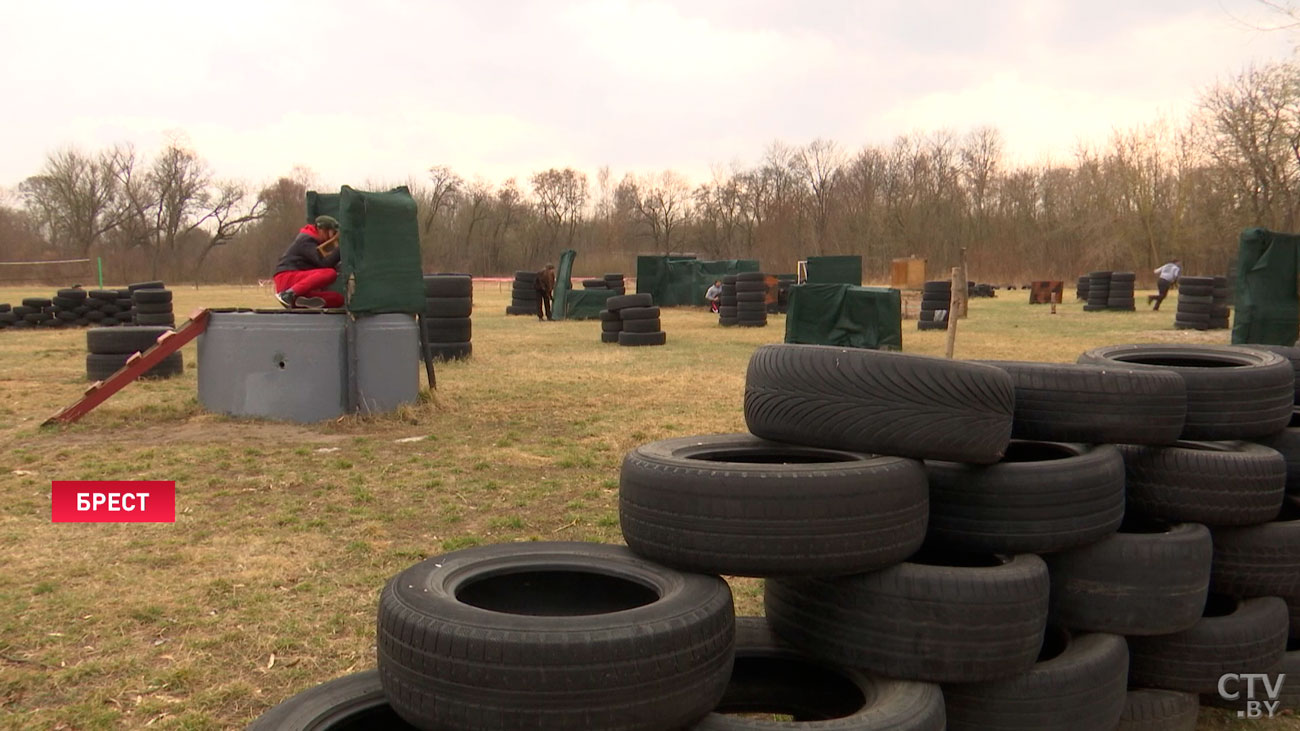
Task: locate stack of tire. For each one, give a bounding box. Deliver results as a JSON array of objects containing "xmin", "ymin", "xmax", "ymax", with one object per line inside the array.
[
  {"xmin": 1084, "ymin": 271, "xmax": 1112, "ymax": 312},
  {"xmin": 13, "ymin": 296, "xmax": 54, "ymax": 329},
  {"xmin": 45, "ymin": 288, "xmax": 87, "ymax": 328},
  {"xmin": 580, "ymin": 273, "xmax": 626, "ymax": 295},
  {"xmin": 623, "ymin": 342, "xmax": 1300, "ymax": 728},
  {"xmin": 1107, "ymin": 271, "xmax": 1135, "ymax": 310},
  {"xmin": 422, "ymin": 274, "xmax": 473, "ymax": 361},
  {"xmin": 506, "ymin": 270, "xmax": 539, "ymax": 315},
  {"xmin": 1175, "ymin": 276, "xmax": 1215, "ymax": 330},
  {"xmin": 717, "ymin": 274, "xmax": 738, "ymax": 326},
  {"xmin": 1076, "ymin": 275, "xmax": 1090, "ymax": 302},
  {"xmin": 3, "ymin": 287, "xmax": 138, "ymax": 330},
  {"xmin": 129, "ymin": 282, "xmax": 175, "ymax": 327},
  {"xmin": 84, "ymin": 289, "xmax": 136, "ymax": 327},
  {"xmin": 599, "ymin": 293, "xmax": 665, "ymax": 346},
  {"xmin": 249, "ymin": 342, "xmax": 1300, "ymax": 729},
  {"xmin": 735, "ymin": 272, "xmax": 768, "ymax": 327},
  {"xmin": 919, "ymin": 280, "xmax": 951, "ymax": 330},
  {"xmin": 970, "ymin": 283, "xmax": 996, "ymax": 298},
  {"xmin": 85, "ymin": 325, "xmax": 183, "ymax": 381},
  {"xmin": 1211, "ymin": 275, "xmax": 1231, "ymax": 330}
]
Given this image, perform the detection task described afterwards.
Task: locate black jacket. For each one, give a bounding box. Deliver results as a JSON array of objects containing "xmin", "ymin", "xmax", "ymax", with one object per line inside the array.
[{"xmin": 275, "ymin": 226, "xmax": 340, "ymax": 274}]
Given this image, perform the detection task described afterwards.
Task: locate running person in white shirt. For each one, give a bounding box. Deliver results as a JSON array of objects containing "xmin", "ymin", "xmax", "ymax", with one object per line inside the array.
[{"xmin": 1148, "ymin": 258, "xmax": 1181, "ymax": 311}]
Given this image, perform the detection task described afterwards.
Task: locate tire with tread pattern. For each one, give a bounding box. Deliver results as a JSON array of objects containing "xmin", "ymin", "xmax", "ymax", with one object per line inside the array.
[
  {"xmin": 1078, "ymin": 344, "xmax": 1294, "ymax": 440},
  {"xmin": 1210, "ymin": 496, "xmax": 1300, "ymax": 598},
  {"xmin": 690, "ymin": 616, "xmax": 945, "ymax": 730},
  {"xmin": 606, "ymin": 293, "xmax": 653, "ymax": 310},
  {"xmin": 981, "ymin": 360, "xmax": 1186, "ymax": 444},
  {"xmin": 1128, "ymin": 595, "xmax": 1288, "ymax": 693},
  {"xmin": 425, "ymin": 296, "xmax": 472, "ymax": 318},
  {"xmin": 618, "ymin": 331, "xmax": 666, "ymax": 346},
  {"xmin": 377, "ymin": 542, "xmax": 735, "ymax": 731},
  {"xmin": 765, "ymin": 550, "xmax": 1049, "ymax": 683},
  {"xmin": 86, "ymin": 325, "xmax": 171, "ymax": 354},
  {"xmin": 423, "ymin": 274, "xmax": 472, "ymax": 298},
  {"xmin": 924, "ymin": 440, "xmax": 1125, "ymax": 554},
  {"xmin": 620, "ymin": 434, "xmax": 928, "ymax": 577},
  {"xmin": 622, "ymin": 318, "xmax": 661, "ymax": 334},
  {"xmin": 745, "ymin": 345, "xmax": 1014, "ymax": 464},
  {"xmin": 1047, "ymin": 521, "xmax": 1211, "ymax": 635},
  {"xmin": 1118, "ymin": 441, "xmax": 1285, "ymax": 526},
  {"xmin": 620, "ymin": 306, "xmax": 660, "ymax": 320},
  {"xmin": 247, "ymin": 669, "xmax": 414, "ymax": 730},
  {"xmin": 132, "ymin": 288, "xmax": 172, "ymax": 304},
  {"xmin": 1256, "ymin": 409, "xmax": 1300, "ymax": 493},
  {"xmin": 941, "ymin": 630, "xmax": 1128, "ymax": 731}
]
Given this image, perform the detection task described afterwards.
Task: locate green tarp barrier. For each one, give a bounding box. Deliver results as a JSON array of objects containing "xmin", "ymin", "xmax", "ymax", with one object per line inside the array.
[
  {"xmin": 306, "ymin": 191, "xmax": 341, "ymax": 222},
  {"xmin": 564, "ymin": 289, "xmax": 618, "ymax": 319},
  {"xmin": 553, "ymin": 249, "xmax": 577, "ymax": 320},
  {"xmin": 1232, "ymin": 228, "xmax": 1300, "ymax": 346},
  {"xmin": 805, "ymin": 255, "xmax": 863, "ymax": 285},
  {"xmin": 636, "ymin": 256, "xmax": 759, "ymax": 306},
  {"xmin": 337, "ymin": 186, "xmax": 424, "ymax": 314},
  {"xmin": 784, "ymin": 283, "xmax": 902, "ymax": 350}
]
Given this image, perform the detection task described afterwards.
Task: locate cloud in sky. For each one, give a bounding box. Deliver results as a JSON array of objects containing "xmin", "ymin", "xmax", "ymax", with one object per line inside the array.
[{"xmin": 0, "ymin": 0, "xmax": 1294, "ymax": 192}]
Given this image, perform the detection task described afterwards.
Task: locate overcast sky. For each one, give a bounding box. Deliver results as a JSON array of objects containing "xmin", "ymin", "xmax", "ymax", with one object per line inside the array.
[{"xmin": 1, "ymin": 0, "xmax": 1295, "ymax": 194}]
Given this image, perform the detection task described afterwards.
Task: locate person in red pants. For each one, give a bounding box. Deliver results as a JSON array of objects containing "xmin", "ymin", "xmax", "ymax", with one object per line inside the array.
[{"xmin": 273, "ymin": 215, "xmax": 345, "ymax": 308}]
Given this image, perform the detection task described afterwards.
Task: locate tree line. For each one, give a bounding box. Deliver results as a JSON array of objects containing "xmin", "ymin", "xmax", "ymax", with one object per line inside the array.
[{"xmin": 5, "ymin": 61, "xmax": 1300, "ymax": 286}]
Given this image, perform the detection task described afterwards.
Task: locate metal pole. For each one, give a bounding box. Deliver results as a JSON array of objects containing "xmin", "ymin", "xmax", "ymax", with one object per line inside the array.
[{"xmin": 97, "ymin": 257, "xmax": 103, "ymax": 288}]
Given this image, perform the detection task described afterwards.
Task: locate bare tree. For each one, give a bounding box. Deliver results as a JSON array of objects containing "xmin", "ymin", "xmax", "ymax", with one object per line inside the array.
[
  {"xmin": 190, "ymin": 181, "xmax": 269, "ymax": 280},
  {"xmin": 794, "ymin": 138, "xmax": 844, "ymax": 254},
  {"xmin": 460, "ymin": 178, "xmax": 493, "ymax": 262},
  {"xmin": 625, "ymin": 171, "xmax": 692, "ymax": 253},
  {"xmin": 421, "ymin": 165, "xmax": 463, "ymax": 237},
  {"xmin": 109, "ymin": 139, "xmax": 264, "ymax": 279},
  {"xmin": 530, "ymin": 167, "xmax": 589, "ymax": 255},
  {"xmin": 1199, "ymin": 62, "xmax": 1300, "ymax": 230},
  {"xmin": 19, "ymin": 147, "xmax": 125, "ymax": 256}
]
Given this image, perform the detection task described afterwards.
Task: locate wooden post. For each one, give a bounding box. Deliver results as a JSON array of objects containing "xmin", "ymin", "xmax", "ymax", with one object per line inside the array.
[
  {"xmin": 957, "ymin": 246, "xmax": 969, "ymax": 318},
  {"xmin": 945, "ymin": 267, "xmax": 960, "ymax": 359}
]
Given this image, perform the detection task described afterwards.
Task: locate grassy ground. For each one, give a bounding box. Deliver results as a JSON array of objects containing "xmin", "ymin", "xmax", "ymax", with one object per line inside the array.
[{"xmin": 0, "ymin": 281, "xmax": 1293, "ymax": 729}]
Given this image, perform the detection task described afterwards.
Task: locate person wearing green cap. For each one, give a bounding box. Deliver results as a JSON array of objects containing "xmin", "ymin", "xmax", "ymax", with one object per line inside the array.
[{"xmin": 272, "ymin": 215, "xmax": 344, "ymax": 308}]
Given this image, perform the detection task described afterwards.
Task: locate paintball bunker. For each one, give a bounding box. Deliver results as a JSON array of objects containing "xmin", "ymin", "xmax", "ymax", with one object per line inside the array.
[{"xmin": 197, "ymin": 311, "xmax": 419, "ymax": 423}]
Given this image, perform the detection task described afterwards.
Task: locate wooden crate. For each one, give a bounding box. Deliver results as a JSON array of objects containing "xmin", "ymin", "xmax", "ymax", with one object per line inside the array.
[{"xmin": 891, "ymin": 257, "xmax": 927, "ymax": 290}]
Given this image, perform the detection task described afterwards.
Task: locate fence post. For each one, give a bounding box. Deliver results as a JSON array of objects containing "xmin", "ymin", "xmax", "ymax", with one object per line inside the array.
[{"xmin": 945, "ymin": 267, "xmax": 960, "ymax": 359}]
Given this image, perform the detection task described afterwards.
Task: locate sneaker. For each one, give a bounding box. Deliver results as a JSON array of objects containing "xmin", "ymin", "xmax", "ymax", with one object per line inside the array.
[
  {"xmin": 295, "ymin": 295, "xmax": 326, "ymax": 308},
  {"xmin": 276, "ymin": 289, "xmax": 296, "ymax": 308}
]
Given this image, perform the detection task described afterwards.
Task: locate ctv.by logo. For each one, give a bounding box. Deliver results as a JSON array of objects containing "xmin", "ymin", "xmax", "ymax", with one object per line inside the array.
[{"xmin": 1218, "ymin": 673, "xmax": 1286, "ymax": 719}]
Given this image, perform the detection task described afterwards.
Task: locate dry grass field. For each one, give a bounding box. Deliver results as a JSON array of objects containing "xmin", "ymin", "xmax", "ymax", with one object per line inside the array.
[{"xmin": 0, "ymin": 280, "xmax": 1294, "ymax": 729}]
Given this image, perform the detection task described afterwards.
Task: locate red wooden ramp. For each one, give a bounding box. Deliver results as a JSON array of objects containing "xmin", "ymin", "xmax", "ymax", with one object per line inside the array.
[{"xmin": 44, "ymin": 309, "xmax": 211, "ymax": 426}]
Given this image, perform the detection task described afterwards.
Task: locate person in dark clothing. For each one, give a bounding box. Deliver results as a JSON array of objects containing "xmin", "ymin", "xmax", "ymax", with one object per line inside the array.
[
  {"xmin": 274, "ymin": 215, "xmax": 344, "ymax": 308},
  {"xmin": 536, "ymin": 263, "xmax": 556, "ymax": 321},
  {"xmin": 1148, "ymin": 258, "xmax": 1181, "ymax": 311}
]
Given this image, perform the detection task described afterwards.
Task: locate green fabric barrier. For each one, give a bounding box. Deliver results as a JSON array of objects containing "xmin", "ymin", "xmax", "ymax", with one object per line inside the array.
[
  {"xmin": 805, "ymin": 255, "xmax": 863, "ymax": 286},
  {"xmin": 1232, "ymin": 227, "xmax": 1300, "ymax": 346},
  {"xmin": 784, "ymin": 283, "xmax": 902, "ymax": 350},
  {"xmin": 337, "ymin": 186, "xmax": 424, "ymax": 314},
  {"xmin": 552, "ymin": 249, "xmax": 577, "ymax": 320},
  {"xmin": 564, "ymin": 289, "xmax": 617, "ymax": 319},
  {"xmin": 636, "ymin": 256, "xmax": 759, "ymax": 306},
  {"xmin": 305, "ymin": 191, "xmax": 341, "ymax": 223}
]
